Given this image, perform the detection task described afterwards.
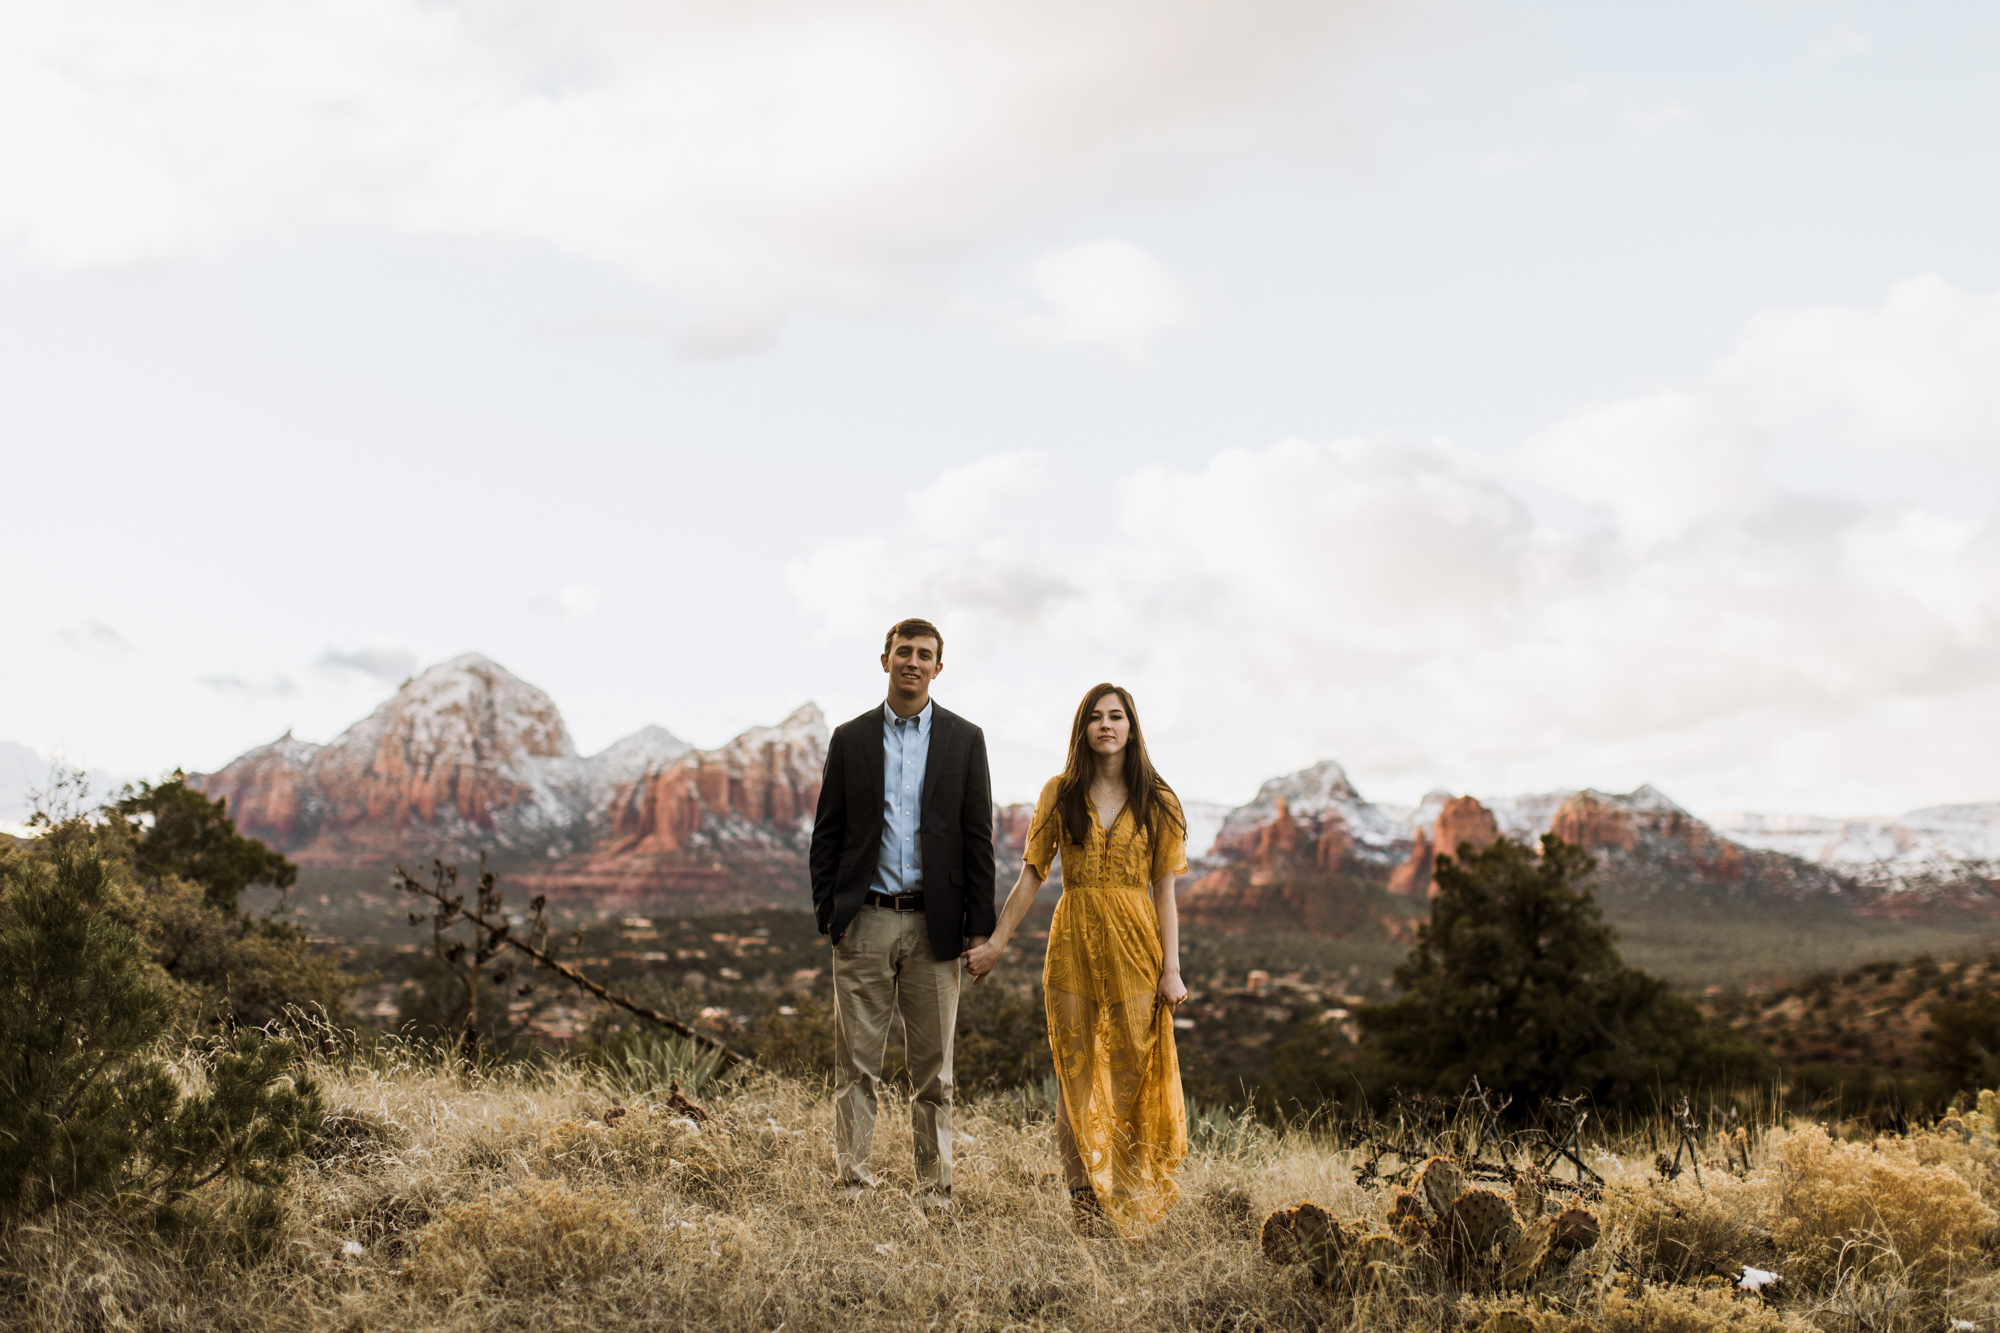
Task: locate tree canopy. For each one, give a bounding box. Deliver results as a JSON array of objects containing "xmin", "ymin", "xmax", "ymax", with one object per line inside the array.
[
  {"xmin": 112, "ymin": 771, "xmax": 296, "ymax": 914},
  {"xmin": 1263, "ymin": 835, "xmax": 1773, "ymax": 1119},
  {"xmin": 1361, "ymin": 835, "xmax": 1773, "ymax": 1111}
]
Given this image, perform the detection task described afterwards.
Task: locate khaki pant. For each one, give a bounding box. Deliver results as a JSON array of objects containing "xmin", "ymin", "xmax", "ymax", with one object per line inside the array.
[{"xmin": 831, "ymin": 902, "xmax": 960, "ymax": 1191}]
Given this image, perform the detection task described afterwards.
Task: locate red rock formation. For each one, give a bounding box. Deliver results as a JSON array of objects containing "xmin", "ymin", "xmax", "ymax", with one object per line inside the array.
[
  {"xmin": 1386, "ymin": 796, "xmax": 1501, "ymax": 898},
  {"xmin": 1549, "ymin": 793, "xmax": 1636, "ymax": 852},
  {"xmin": 1547, "ymin": 790, "xmax": 1746, "ymax": 884},
  {"xmin": 608, "ymin": 741, "xmax": 823, "ymax": 857},
  {"xmin": 1178, "ymin": 798, "xmax": 1377, "ymax": 936},
  {"xmin": 196, "ymin": 734, "xmax": 320, "ymax": 848},
  {"xmin": 1387, "ymin": 827, "xmax": 1434, "ymax": 898},
  {"xmin": 1433, "ymin": 796, "xmax": 1500, "ymax": 860}
]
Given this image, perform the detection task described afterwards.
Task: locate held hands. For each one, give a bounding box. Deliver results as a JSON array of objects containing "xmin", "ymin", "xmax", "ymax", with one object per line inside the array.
[
  {"xmin": 1156, "ymin": 968, "xmax": 1187, "ymax": 1009},
  {"xmin": 961, "ymin": 935, "xmax": 1000, "ymax": 984}
]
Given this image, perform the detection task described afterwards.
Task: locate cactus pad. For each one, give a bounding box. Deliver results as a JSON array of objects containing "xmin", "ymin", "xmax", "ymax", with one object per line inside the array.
[
  {"xmin": 1292, "ymin": 1204, "xmax": 1365, "ymax": 1286},
  {"xmin": 1351, "ymin": 1234, "xmax": 1407, "ymax": 1270},
  {"xmin": 1260, "ymin": 1203, "xmax": 1310, "ymax": 1265},
  {"xmin": 1387, "ymin": 1190, "xmax": 1430, "ymax": 1247},
  {"xmin": 1550, "ymin": 1206, "xmax": 1600, "ymax": 1258},
  {"xmin": 1441, "ymin": 1187, "xmax": 1519, "ymax": 1258},
  {"xmin": 1500, "ymin": 1217, "xmax": 1552, "ymax": 1290},
  {"xmin": 1415, "ymin": 1156, "xmax": 1467, "ymax": 1217}
]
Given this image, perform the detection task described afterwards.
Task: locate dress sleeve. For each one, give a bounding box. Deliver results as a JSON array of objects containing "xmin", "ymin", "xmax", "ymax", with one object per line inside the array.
[
  {"xmin": 1023, "ymin": 777, "xmax": 1062, "ymax": 878},
  {"xmin": 1150, "ymin": 790, "xmax": 1189, "ymax": 882}
]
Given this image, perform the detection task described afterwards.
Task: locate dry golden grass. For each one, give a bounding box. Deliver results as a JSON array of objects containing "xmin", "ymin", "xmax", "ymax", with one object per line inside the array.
[
  {"xmin": 4, "ymin": 1043, "xmax": 2000, "ymax": 1332},
  {"xmin": 1772, "ymin": 1125, "xmax": 1996, "ymax": 1292}
]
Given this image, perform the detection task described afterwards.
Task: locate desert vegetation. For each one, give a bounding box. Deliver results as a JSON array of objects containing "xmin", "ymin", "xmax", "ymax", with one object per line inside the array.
[
  {"xmin": 11, "ymin": 788, "xmax": 2000, "ymax": 1330},
  {"xmin": 8, "ymin": 1022, "xmax": 2000, "ymax": 1331}
]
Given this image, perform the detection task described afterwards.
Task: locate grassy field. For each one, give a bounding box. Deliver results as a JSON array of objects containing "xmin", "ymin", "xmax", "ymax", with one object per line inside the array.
[{"xmin": 7, "ymin": 1036, "xmax": 2000, "ymax": 1332}]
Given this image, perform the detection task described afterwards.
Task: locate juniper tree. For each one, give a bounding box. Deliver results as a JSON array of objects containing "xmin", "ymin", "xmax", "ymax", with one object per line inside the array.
[
  {"xmin": 1359, "ymin": 835, "xmax": 1772, "ymax": 1113},
  {"xmin": 0, "ymin": 842, "xmax": 179, "ymax": 1214},
  {"xmin": 0, "ymin": 840, "xmax": 322, "ymax": 1238},
  {"xmin": 111, "ymin": 770, "xmax": 296, "ymax": 914}
]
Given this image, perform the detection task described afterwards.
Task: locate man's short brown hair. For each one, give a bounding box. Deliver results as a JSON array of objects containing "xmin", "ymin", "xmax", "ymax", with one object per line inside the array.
[{"xmin": 884, "ymin": 618, "xmax": 944, "ymax": 658}]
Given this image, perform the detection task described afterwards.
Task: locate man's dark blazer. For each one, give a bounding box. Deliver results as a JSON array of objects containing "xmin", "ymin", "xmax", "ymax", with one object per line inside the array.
[{"xmin": 810, "ymin": 702, "xmax": 997, "ymax": 962}]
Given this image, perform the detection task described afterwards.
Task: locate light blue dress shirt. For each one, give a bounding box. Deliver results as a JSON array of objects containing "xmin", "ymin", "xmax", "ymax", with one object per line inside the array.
[{"xmin": 870, "ymin": 699, "xmax": 933, "ymax": 897}]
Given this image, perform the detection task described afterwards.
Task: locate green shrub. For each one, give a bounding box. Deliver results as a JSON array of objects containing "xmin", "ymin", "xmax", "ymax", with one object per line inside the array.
[
  {"xmin": 0, "ymin": 842, "xmax": 180, "ymax": 1214},
  {"xmin": 1278, "ymin": 836, "xmax": 1775, "ymax": 1118},
  {"xmin": 0, "ymin": 841, "xmax": 323, "ymax": 1251}
]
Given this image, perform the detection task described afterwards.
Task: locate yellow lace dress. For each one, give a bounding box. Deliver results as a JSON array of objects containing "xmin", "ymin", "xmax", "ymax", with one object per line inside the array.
[{"xmin": 1022, "ymin": 776, "xmax": 1189, "ymax": 1234}]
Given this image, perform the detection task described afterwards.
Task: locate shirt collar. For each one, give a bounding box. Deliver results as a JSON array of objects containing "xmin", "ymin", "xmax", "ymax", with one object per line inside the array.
[{"xmin": 883, "ymin": 698, "xmax": 934, "ymax": 733}]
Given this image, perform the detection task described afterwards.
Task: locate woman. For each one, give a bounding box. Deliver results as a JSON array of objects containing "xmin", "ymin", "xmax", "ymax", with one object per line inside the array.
[{"xmin": 962, "ymin": 683, "xmax": 1189, "ymax": 1234}]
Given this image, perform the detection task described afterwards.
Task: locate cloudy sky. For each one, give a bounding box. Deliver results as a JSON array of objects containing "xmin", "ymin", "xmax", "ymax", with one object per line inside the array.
[{"xmin": 5, "ymin": 0, "xmax": 2000, "ymax": 819}]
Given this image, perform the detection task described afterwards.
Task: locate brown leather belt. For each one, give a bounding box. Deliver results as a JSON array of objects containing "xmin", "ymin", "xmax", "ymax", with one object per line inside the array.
[{"xmin": 866, "ymin": 891, "xmax": 926, "ymax": 913}]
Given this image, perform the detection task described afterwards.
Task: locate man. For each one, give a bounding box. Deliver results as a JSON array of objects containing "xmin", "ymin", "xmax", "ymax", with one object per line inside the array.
[{"xmin": 810, "ymin": 617, "xmax": 996, "ymax": 1206}]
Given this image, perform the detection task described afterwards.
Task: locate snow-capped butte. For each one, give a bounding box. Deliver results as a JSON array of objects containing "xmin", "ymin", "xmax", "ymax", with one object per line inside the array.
[
  {"xmin": 1713, "ymin": 804, "xmax": 2000, "ymax": 892},
  {"xmin": 1210, "ymin": 760, "xmax": 1413, "ymax": 863},
  {"xmin": 192, "ymin": 654, "xmax": 820, "ymax": 874}
]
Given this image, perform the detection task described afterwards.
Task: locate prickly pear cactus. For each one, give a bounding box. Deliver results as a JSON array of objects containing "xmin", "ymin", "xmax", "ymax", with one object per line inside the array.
[
  {"xmin": 1387, "ymin": 1190, "xmax": 1429, "ymax": 1248},
  {"xmin": 1261, "ymin": 1203, "xmax": 1311, "ymax": 1265},
  {"xmin": 1550, "ymin": 1206, "xmax": 1600, "ymax": 1259},
  {"xmin": 1440, "ymin": 1187, "xmax": 1519, "ymax": 1271},
  {"xmin": 1351, "ymin": 1234, "xmax": 1407, "ymax": 1272},
  {"xmin": 1260, "ymin": 1201, "xmax": 1365, "ymax": 1287},
  {"xmin": 1415, "ymin": 1156, "xmax": 1466, "ymax": 1217},
  {"xmin": 1500, "ymin": 1216, "xmax": 1552, "ymax": 1290}
]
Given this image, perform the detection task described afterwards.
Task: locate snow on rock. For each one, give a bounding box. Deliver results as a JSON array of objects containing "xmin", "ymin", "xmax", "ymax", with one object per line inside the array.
[
  {"xmin": 598, "ymin": 703, "xmax": 830, "ymax": 858},
  {"xmin": 194, "ymin": 655, "xmax": 813, "ymax": 870},
  {"xmin": 1210, "ymin": 760, "xmax": 1413, "ymax": 865},
  {"xmin": 585, "ymin": 726, "xmax": 694, "ymax": 802},
  {"xmin": 1713, "ymin": 803, "xmax": 2000, "ymax": 892}
]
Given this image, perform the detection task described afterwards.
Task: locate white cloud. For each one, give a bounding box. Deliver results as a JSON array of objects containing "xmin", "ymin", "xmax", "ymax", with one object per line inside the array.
[
  {"xmin": 992, "ymin": 241, "xmax": 1198, "ymax": 364},
  {"xmin": 0, "ymin": 1, "xmax": 1388, "ymax": 344},
  {"xmin": 1718, "ymin": 274, "xmax": 2000, "ymax": 456},
  {"xmin": 317, "ymin": 640, "xmax": 418, "ymax": 683},
  {"xmin": 59, "ymin": 622, "xmax": 136, "ymax": 656},
  {"xmin": 790, "ymin": 277, "xmax": 2000, "ymax": 812}
]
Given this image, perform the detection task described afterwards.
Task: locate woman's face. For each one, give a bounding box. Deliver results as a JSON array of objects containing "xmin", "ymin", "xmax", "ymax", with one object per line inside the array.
[{"xmin": 1085, "ymin": 693, "xmax": 1131, "ymax": 760}]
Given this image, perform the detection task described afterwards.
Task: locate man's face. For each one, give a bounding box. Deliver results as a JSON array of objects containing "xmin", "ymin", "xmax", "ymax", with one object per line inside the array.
[{"xmin": 882, "ymin": 635, "xmax": 943, "ymax": 699}]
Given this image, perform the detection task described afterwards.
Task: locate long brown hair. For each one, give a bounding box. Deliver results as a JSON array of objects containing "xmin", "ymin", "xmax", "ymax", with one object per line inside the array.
[{"xmin": 1054, "ymin": 683, "xmax": 1185, "ymax": 849}]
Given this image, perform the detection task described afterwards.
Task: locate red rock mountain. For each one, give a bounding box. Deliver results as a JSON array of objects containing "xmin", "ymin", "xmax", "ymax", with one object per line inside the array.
[
  {"xmin": 1180, "ymin": 767, "xmax": 1853, "ymax": 939},
  {"xmin": 192, "ymin": 656, "xmax": 826, "ymax": 902},
  {"xmin": 196, "ymin": 655, "xmax": 1037, "ymax": 909},
  {"xmin": 196, "ymin": 658, "xmax": 1853, "ymax": 915},
  {"xmin": 1385, "ymin": 796, "xmax": 1502, "ymax": 898},
  {"xmin": 196, "ymin": 654, "xmax": 611, "ymax": 861},
  {"xmin": 1179, "ymin": 762, "xmax": 1423, "ymax": 938}
]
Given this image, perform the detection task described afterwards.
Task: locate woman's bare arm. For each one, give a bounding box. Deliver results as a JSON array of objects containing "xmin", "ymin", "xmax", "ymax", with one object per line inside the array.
[
  {"xmin": 962, "ymin": 862, "xmax": 1045, "ymax": 984},
  {"xmin": 1152, "ymin": 870, "xmax": 1186, "ymax": 1006}
]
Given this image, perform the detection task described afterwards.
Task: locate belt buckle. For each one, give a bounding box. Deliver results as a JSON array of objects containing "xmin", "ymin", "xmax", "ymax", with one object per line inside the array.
[{"xmin": 895, "ymin": 894, "xmax": 919, "ymax": 912}]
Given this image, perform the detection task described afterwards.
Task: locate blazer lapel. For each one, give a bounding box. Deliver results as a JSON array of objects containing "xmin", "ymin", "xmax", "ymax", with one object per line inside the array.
[
  {"xmin": 859, "ymin": 707, "xmax": 885, "ymax": 832},
  {"xmin": 919, "ymin": 707, "xmax": 956, "ymax": 824}
]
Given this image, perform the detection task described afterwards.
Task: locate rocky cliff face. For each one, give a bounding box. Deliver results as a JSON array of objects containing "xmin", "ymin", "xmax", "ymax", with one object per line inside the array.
[
  {"xmin": 195, "ymin": 655, "xmax": 603, "ymax": 860},
  {"xmin": 1385, "ymin": 795, "xmax": 1502, "ymax": 898},
  {"xmin": 1713, "ymin": 804, "xmax": 2000, "ymax": 899},
  {"xmin": 1183, "ymin": 764, "xmax": 1857, "ymax": 938},
  {"xmin": 195, "ymin": 657, "xmax": 1044, "ymax": 910},
  {"xmin": 1537, "ymin": 786, "xmax": 1855, "ymax": 899},
  {"xmin": 1206, "ymin": 761, "xmax": 1411, "ymax": 868},
  {"xmin": 1180, "ymin": 779, "xmax": 1414, "ymax": 938}
]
